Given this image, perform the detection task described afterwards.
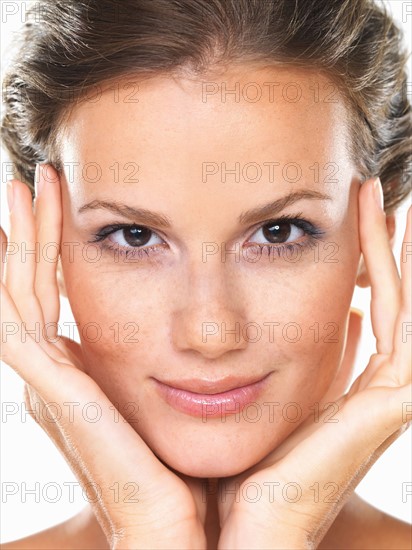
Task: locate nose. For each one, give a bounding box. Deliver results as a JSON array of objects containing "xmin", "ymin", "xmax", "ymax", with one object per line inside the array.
[{"xmin": 171, "ymin": 262, "xmax": 248, "ymax": 360}]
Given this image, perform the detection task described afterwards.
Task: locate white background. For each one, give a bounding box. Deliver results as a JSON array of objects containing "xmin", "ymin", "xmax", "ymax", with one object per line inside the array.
[{"xmin": 1, "ymin": 0, "xmax": 411, "ymax": 544}]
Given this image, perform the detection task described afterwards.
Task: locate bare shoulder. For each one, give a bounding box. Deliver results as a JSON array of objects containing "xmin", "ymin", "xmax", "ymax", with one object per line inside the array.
[
  {"xmin": 0, "ymin": 506, "xmax": 109, "ymax": 550},
  {"xmin": 318, "ymin": 493, "xmax": 412, "ymax": 550}
]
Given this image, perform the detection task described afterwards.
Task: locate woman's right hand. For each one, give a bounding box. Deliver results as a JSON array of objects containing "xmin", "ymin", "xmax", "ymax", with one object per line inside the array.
[{"xmin": 0, "ymin": 166, "xmax": 207, "ymax": 550}]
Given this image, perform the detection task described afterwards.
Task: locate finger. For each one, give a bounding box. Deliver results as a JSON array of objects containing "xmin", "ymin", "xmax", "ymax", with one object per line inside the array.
[
  {"xmin": 4, "ymin": 179, "xmax": 44, "ymax": 325},
  {"xmin": 392, "ymin": 205, "xmax": 412, "ymax": 384},
  {"xmin": 53, "ymin": 334, "xmax": 87, "ymax": 373},
  {"xmin": 320, "ymin": 308, "xmax": 363, "ymax": 405},
  {"xmin": 3, "ymin": 179, "xmax": 57, "ymax": 355},
  {"xmin": 1, "ymin": 225, "xmax": 7, "ymax": 282},
  {"xmin": 359, "ymin": 177, "xmax": 401, "ymax": 355},
  {"xmin": 0, "ymin": 280, "xmax": 61, "ymax": 388},
  {"xmin": 33, "ymin": 164, "xmax": 62, "ymax": 341}
]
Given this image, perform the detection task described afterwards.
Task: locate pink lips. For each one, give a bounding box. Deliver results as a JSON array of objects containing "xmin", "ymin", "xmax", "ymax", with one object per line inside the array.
[{"xmin": 152, "ymin": 373, "xmax": 273, "ymax": 418}]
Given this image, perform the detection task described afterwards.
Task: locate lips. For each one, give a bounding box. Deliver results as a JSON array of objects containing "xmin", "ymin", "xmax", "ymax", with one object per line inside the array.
[
  {"xmin": 154, "ymin": 374, "xmax": 271, "ymax": 394},
  {"xmin": 151, "ymin": 372, "xmax": 273, "ymax": 418}
]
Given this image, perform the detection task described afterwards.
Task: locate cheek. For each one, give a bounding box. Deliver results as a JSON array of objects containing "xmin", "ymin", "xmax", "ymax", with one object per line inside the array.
[
  {"xmin": 59, "ymin": 248, "xmax": 177, "ymax": 394},
  {"xmin": 241, "ymin": 247, "xmax": 359, "ymax": 403}
]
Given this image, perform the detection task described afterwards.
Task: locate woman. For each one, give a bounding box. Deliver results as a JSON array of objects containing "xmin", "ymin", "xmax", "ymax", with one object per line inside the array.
[{"xmin": 1, "ymin": 0, "xmax": 411, "ymax": 548}]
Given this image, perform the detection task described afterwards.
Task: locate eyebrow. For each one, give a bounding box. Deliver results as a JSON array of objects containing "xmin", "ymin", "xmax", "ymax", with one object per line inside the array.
[
  {"xmin": 78, "ymin": 189, "xmax": 332, "ymax": 228},
  {"xmin": 78, "ymin": 200, "xmax": 172, "ymax": 229},
  {"xmin": 238, "ymin": 189, "xmax": 332, "ymax": 225}
]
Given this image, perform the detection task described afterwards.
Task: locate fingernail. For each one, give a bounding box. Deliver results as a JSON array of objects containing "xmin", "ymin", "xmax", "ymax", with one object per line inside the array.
[
  {"xmin": 350, "ymin": 307, "xmax": 364, "ymax": 320},
  {"xmin": 373, "ymin": 177, "xmax": 384, "ymax": 211},
  {"xmin": 34, "ymin": 164, "xmax": 44, "ymax": 197},
  {"xmin": 7, "ymin": 180, "xmax": 15, "ymax": 213}
]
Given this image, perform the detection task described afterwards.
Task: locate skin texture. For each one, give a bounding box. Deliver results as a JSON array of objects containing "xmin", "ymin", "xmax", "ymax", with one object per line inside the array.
[{"xmin": 57, "ymin": 65, "xmax": 363, "ymax": 478}]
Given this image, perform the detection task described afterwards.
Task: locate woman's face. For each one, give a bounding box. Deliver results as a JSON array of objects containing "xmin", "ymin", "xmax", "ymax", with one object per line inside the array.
[{"xmin": 58, "ymin": 65, "xmax": 361, "ymax": 477}]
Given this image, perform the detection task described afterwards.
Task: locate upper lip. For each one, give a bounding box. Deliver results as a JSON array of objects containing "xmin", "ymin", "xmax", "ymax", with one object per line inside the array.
[{"xmin": 152, "ymin": 373, "xmax": 272, "ymax": 394}]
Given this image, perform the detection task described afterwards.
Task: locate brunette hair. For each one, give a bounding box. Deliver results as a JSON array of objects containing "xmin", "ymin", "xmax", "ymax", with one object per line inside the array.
[{"xmin": 1, "ymin": 0, "xmax": 411, "ymax": 213}]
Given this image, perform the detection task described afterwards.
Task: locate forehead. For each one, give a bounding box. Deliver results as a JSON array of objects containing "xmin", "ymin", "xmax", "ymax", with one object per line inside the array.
[{"xmin": 59, "ymin": 65, "xmax": 350, "ymax": 166}]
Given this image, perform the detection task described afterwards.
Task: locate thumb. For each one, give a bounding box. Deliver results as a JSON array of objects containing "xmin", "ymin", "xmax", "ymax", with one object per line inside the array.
[{"xmin": 320, "ymin": 308, "xmax": 363, "ymax": 405}]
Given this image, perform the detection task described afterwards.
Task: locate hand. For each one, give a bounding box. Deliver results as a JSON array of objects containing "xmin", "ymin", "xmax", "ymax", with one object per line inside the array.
[
  {"xmin": 215, "ymin": 177, "xmax": 412, "ymax": 550},
  {"xmin": 1, "ymin": 166, "xmax": 207, "ymax": 550}
]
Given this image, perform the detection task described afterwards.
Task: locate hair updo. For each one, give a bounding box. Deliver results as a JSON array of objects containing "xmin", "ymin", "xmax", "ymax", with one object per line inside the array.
[{"xmin": 1, "ymin": 0, "xmax": 411, "ymax": 213}]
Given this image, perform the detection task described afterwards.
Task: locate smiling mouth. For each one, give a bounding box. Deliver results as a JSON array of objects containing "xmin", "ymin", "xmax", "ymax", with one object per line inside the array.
[
  {"xmin": 151, "ymin": 372, "xmax": 274, "ymax": 417},
  {"xmin": 154, "ymin": 373, "xmax": 272, "ymax": 393}
]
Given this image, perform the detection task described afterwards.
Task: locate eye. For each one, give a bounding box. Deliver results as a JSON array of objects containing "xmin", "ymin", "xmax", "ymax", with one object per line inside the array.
[
  {"xmin": 88, "ymin": 223, "xmax": 166, "ymax": 257},
  {"xmin": 105, "ymin": 225, "xmax": 164, "ymax": 249},
  {"xmin": 248, "ymin": 219, "xmax": 305, "ymax": 245}
]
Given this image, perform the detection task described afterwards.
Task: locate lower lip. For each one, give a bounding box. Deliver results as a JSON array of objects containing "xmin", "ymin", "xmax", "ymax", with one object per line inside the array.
[{"xmin": 152, "ymin": 374, "xmax": 272, "ymax": 418}]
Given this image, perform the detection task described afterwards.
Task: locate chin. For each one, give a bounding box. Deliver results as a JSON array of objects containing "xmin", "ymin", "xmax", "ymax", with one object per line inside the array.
[
  {"xmin": 146, "ymin": 428, "xmax": 283, "ymax": 478},
  {"xmin": 156, "ymin": 449, "xmax": 260, "ymax": 478},
  {"xmin": 133, "ymin": 404, "xmax": 301, "ymax": 478}
]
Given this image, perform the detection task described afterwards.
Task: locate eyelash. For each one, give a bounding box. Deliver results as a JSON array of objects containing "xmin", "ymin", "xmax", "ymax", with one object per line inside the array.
[
  {"xmin": 246, "ymin": 213, "xmax": 325, "ymax": 259},
  {"xmin": 87, "ymin": 213, "xmax": 325, "ymax": 261}
]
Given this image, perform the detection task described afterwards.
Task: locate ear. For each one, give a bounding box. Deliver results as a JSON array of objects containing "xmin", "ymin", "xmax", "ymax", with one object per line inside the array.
[
  {"xmin": 57, "ymin": 256, "xmax": 68, "ymax": 298},
  {"xmin": 356, "ymin": 213, "xmax": 396, "ymax": 288}
]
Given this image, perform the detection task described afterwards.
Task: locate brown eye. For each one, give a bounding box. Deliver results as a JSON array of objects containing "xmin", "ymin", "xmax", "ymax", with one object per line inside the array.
[
  {"xmin": 122, "ymin": 226, "xmax": 152, "ymax": 246},
  {"xmin": 262, "ymin": 221, "xmax": 293, "ymax": 243},
  {"xmin": 249, "ymin": 220, "xmax": 304, "ymax": 245},
  {"xmin": 108, "ymin": 225, "xmax": 164, "ymax": 248}
]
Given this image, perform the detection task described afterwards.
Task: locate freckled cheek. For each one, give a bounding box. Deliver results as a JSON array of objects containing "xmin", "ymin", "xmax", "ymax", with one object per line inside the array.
[
  {"xmin": 60, "ymin": 253, "xmax": 175, "ymax": 378},
  {"xmin": 243, "ymin": 258, "xmax": 356, "ymax": 397}
]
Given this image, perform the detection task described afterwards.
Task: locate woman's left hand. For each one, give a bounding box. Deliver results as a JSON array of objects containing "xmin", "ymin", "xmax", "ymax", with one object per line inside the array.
[{"xmin": 216, "ymin": 177, "xmax": 412, "ymax": 549}]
